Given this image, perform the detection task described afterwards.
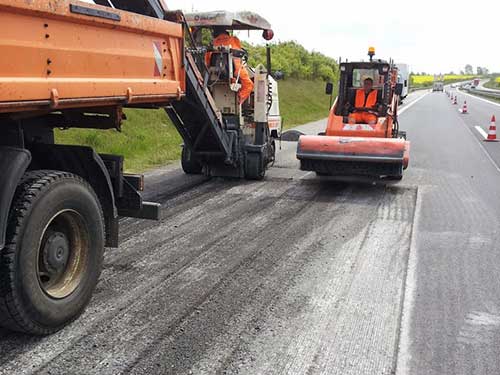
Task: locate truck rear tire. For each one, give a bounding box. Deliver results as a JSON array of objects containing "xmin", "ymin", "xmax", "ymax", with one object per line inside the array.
[
  {"xmin": 0, "ymin": 170, "xmax": 104, "ymax": 335},
  {"xmin": 181, "ymin": 146, "xmax": 202, "ymax": 175}
]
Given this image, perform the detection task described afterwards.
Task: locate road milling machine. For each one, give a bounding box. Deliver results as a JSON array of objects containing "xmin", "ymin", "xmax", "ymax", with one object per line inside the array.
[{"xmin": 172, "ymin": 10, "xmax": 279, "ymax": 179}]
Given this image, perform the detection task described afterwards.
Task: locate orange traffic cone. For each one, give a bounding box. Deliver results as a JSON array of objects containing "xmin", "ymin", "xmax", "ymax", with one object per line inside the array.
[
  {"xmin": 461, "ymin": 101, "xmax": 468, "ymax": 114},
  {"xmin": 485, "ymin": 115, "xmax": 498, "ymax": 142}
]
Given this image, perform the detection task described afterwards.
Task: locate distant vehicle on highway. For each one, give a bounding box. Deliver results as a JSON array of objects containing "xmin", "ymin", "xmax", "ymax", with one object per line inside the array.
[
  {"xmin": 396, "ymin": 63, "xmax": 409, "ymax": 103},
  {"xmin": 432, "ymin": 81, "xmax": 444, "ymax": 92},
  {"xmin": 471, "ymin": 78, "xmax": 480, "ymax": 89},
  {"xmin": 450, "ymin": 84, "xmax": 456, "ymax": 88}
]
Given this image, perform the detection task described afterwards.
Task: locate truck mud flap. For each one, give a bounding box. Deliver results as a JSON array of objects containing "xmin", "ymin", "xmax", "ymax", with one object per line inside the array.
[{"xmin": 0, "ymin": 147, "xmax": 32, "ymax": 249}]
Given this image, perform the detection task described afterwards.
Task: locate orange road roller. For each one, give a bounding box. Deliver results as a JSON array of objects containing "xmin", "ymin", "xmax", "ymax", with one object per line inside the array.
[{"xmin": 297, "ymin": 48, "xmax": 410, "ymax": 182}]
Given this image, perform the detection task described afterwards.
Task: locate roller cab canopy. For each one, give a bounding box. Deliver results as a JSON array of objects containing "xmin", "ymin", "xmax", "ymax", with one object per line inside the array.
[{"xmin": 185, "ymin": 10, "xmax": 271, "ymax": 31}]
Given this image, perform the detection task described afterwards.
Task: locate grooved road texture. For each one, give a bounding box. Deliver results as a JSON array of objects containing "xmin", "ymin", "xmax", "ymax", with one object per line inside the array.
[{"xmin": 0, "ymin": 133, "xmax": 417, "ymax": 374}]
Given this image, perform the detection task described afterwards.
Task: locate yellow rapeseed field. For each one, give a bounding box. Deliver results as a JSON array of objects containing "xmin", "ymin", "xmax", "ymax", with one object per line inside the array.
[{"xmin": 412, "ymin": 75, "xmax": 476, "ymax": 84}]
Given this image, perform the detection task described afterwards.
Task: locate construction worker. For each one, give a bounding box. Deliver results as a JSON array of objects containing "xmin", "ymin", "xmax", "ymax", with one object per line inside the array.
[
  {"xmin": 206, "ymin": 27, "xmax": 254, "ymax": 104},
  {"xmin": 348, "ymin": 77, "xmax": 383, "ymax": 124}
]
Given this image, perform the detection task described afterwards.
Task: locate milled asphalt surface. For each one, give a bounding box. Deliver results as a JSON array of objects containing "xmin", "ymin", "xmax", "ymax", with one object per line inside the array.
[{"xmin": 3, "ymin": 89, "xmax": 500, "ymax": 374}]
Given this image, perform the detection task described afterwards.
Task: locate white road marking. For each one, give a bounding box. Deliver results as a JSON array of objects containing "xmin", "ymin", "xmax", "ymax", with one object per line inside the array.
[
  {"xmin": 395, "ymin": 188, "xmax": 422, "ymax": 375},
  {"xmin": 399, "ymin": 91, "xmax": 429, "ymax": 115},
  {"xmin": 475, "ymin": 126, "xmax": 488, "ymax": 139},
  {"xmin": 459, "ymin": 89, "xmax": 500, "ymax": 108},
  {"xmin": 397, "ymin": 88, "xmax": 499, "ymax": 373},
  {"xmin": 460, "ymin": 119, "xmax": 500, "ymax": 173},
  {"xmin": 299, "ymin": 171, "xmax": 314, "ymax": 180}
]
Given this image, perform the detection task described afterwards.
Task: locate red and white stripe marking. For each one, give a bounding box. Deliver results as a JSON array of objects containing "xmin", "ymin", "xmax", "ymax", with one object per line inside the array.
[{"xmin": 152, "ymin": 41, "xmax": 163, "ymax": 77}]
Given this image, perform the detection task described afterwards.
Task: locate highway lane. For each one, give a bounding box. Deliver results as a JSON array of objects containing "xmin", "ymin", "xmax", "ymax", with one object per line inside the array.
[
  {"xmin": 444, "ymin": 88, "xmax": 500, "ymax": 168},
  {"xmin": 396, "ymin": 90, "xmax": 500, "ymax": 375},
  {"xmin": 0, "ymin": 95, "xmax": 423, "ymax": 374},
  {"xmin": 4, "ymin": 87, "xmax": 498, "ymax": 375},
  {"xmin": 0, "ymin": 174, "xmax": 415, "ymax": 375}
]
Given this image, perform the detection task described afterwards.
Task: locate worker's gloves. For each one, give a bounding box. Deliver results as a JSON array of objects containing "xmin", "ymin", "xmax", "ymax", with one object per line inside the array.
[{"xmin": 230, "ymin": 82, "xmax": 242, "ymax": 92}]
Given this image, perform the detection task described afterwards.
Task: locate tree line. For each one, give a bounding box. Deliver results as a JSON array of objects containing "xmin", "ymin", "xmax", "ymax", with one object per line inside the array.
[
  {"xmin": 243, "ymin": 41, "xmax": 339, "ymax": 82},
  {"xmin": 412, "ymin": 64, "xmax": 490, "ymax": 76}
]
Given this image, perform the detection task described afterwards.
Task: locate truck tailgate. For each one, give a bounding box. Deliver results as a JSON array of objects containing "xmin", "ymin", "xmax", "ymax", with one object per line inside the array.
[{"xmin": 0, "ymin": 0, "xmax": 185, "ymax": 113}]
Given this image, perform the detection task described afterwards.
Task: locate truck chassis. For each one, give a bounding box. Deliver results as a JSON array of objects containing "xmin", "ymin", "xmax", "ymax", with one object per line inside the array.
[{"xmin": 0, "ymin": 0, "xmax": 275, "ymax": 334}]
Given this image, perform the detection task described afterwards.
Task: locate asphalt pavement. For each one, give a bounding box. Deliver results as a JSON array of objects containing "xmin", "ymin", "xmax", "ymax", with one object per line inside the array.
[
  {"xmin": 1, "ymin": 90, "xmax": 500, "ymax": 375},
  {"xmin": 397, "ymin": 89, "xmax": 500, "ymax": 375}
]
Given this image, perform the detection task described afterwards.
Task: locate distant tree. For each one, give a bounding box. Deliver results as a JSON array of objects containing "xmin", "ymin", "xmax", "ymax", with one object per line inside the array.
[
  {"xmin": 464, "ymin": 64, "xmax": 473, "ymax": 75},
  {"xmin": 477, "ymin": 67, "xmax": 483, "ymax": 75},
  {"xmin": 483, "ymin": 67, "xmax": 489, "ymax": 75},
  {"xmin": 243, "ymin": 41, "xmax": 338, "ymax": 82},
  {"xmin": 460, "ymin": 70, "xmax": 465, "ymax": 75}
]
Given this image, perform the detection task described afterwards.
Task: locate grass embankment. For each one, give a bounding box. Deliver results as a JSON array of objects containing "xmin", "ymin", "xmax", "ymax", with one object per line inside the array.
[
  {"xmin": 55, "ymin": 109, "xmax": 182, "ymax": 173},
  {"xmin": 56, "ymin": 79, "xmax": 331, "ymax": 172},
  {"xmin": 278, "ymin": 79, "xmax": 332, "ymax": 128},
  {"xmin": 411, "ymin": 74, "xmax": 476, "ymax": 89},
  {"xmin": 484, "ymin": 77, "xmax": 500, "ymax": 89}
]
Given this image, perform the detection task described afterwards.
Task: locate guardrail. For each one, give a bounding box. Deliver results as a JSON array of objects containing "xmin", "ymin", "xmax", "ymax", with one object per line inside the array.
[
  {"xmin": 461, "ymin": 87, "xmax": 500, "ymax": 99},
  {"xmin": 409, "ymin": 86, "xmax": 430, "ymax": 93}
]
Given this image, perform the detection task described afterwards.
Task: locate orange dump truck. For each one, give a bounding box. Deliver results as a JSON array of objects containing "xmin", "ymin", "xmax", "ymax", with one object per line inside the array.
[
  {"xmin": 0, "ymin": 0, "xmax": 185, "ymax": 335},
  {"xmin": 0, "ymin": 0, "xmax": 277, "ymax": 335}
]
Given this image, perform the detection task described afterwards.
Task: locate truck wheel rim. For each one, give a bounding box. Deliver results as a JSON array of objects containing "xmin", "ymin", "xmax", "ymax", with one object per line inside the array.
[{"xmin": 37, "ymin": 209, "xmax": 89, "ymax": 299}]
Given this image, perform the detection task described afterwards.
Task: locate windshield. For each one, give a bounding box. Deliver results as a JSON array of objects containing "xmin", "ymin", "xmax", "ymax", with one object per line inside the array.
[{"xmin": 352, "ymin": 68, "xmax": 384, "ymax": 88}]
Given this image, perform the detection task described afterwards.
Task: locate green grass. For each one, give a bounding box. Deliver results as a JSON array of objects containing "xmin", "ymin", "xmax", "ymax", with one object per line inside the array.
[
  {"xmin": 55, "ymin": 79, "xmax": 331, "ymax": 172},
  {"xmin": 484, "ymin": 77, "xmax": 500, "ymax": 89},
  {"xmin": 278, "ymin": 79, "xmax": 333, "ymax": 128},
  {"xmin": 55, "ymin": 109, "xmax": 182, "ymax": 173}
]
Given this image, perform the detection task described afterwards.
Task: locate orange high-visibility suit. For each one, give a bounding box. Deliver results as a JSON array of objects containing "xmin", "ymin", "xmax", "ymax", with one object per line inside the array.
[
  {"xmin": 206, "ymin": 33, "xmax": 254, "ymax": 104},
  {"xmin": 348, "ymin": 89, "xmax": 378, "ymax": 124}
]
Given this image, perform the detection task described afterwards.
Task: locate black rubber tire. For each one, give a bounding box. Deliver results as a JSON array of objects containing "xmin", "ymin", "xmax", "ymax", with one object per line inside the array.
[
  {"xmin": 0, "ymin": 170, "xmax": 104, "ymax": 335},
  {"xmin": 268, "ymin": 141, "xmax": 276, "ymax": 166},
  {"xmin": 181, "ymin": 146, "xmax": 202, "ymax": 175}
]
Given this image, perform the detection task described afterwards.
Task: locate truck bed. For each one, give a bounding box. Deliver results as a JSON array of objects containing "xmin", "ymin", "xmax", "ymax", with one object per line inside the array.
[{"xmin": 0, "ymin": 0, "xmax": 185, "ymax": 113}]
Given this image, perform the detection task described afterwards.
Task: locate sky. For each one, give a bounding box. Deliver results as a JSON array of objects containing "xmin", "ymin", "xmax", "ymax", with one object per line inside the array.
[{"xmin": 167, "ymin": 0, "xmax": 500, "ymax": 74}]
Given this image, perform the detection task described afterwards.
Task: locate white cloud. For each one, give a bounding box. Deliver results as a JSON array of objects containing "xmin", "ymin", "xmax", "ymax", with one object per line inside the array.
[{"xmin": 167, "ymin": 0, "xmax": 500, "ymax": 74}]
